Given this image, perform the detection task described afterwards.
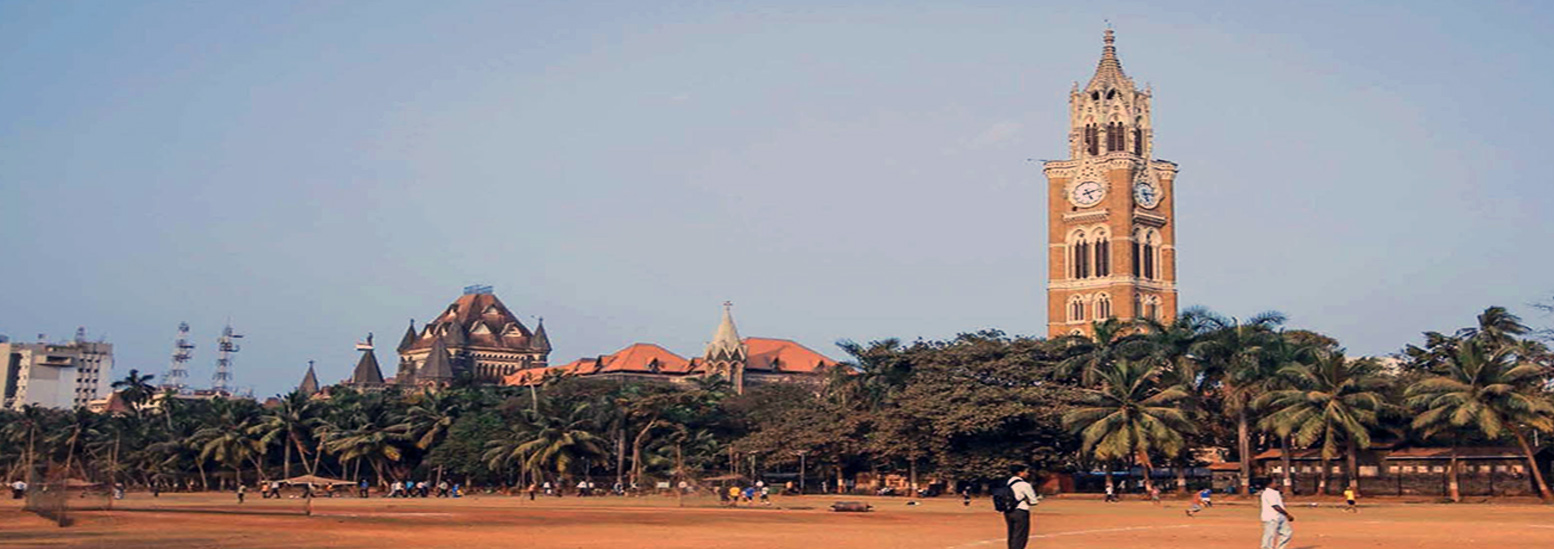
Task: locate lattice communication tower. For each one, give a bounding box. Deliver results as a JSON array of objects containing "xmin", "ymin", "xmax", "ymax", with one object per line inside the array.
[
  {"xmin": 164, "ymin": 322, "xmax": 196, "ymax": 393},
  {"xmin": 212, "ymin": 323, "xmax": 243, "ymax": 394}
]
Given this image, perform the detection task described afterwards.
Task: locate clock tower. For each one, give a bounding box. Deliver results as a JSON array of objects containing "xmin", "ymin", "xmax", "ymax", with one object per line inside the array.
[{"xmin": 1043, "ymin": 30, "xmax": 1178, "ymax": 338}]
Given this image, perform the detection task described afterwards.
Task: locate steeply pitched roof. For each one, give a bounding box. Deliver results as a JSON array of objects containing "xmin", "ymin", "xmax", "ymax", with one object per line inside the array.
[
  {"xmin": 299, "ymin": 363, "xmax": 321, "ymax": 395},
  {"xmin": 743, "ymin": 337, "xmax": 838, "ymax": 373},
  {"xmin": 419, "ymin": 338, "xmax": 455, "ymax": 380},
  {"xmin": 404, "ymin": 293, "xmax": 539, "ymax": 353},
  {"xmin": 531, "ymin": 319, "xmax": 551, "ymax": 353},
  {"xmin": 705, "ymin": 303, "xmax": 746, "ymax": 361},
  {"xmin": 396, "ymin": 320, "xmax": 417, "ymax": 353},
  {"xmin": 1085, "ymin": 29, "xmax": 1135, "ymax": 93},
  {"xmin": 351, "ymin": 349, "xmax": 385, "ymax": 384}
]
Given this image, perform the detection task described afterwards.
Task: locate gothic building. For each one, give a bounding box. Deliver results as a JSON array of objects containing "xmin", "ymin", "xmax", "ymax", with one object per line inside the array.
[
  {"xmin": 1043, "ymin": 30, "xmax": 1179, "ymax": 338},
  {"xmin": 504, "ymin": 303, "xmax": 838, "ymax": 394},
  {"xmin": 393, "ymin": 288, "xmax": 550, "ymax": 387}
]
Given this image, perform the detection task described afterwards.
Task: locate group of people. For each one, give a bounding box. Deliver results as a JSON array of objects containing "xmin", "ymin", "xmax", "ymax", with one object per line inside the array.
[
  {"xmin": 387, "ymin": 479, "xmax": 460, "ymax": 498},
  {"xmin": 718, "ymin": 480, "xmax": 772, "ymax": 506}
]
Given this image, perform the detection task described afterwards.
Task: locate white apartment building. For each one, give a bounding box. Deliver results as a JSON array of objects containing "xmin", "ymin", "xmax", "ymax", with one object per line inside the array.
[{"xmin": 2, "ymin": 335, "xmax": 113, "ymax": 410}]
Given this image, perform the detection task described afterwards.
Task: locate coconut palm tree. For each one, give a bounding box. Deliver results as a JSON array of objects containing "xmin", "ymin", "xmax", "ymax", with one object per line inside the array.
[
  {"xmin": 1257, "ymin": 349, "xmax": 1388, "ymax": 496},
  {"xmin": 1056, "ymin": 318, "xmax": 1150, "ymax": 385},
  {"xmin": 1062, "ymin": 359, "xmax": 1194, "ymax": 495},
  {"xmin": 1, "ymin": 405, "xmax": 50, "ymax": 479},
  {"xmin": 194, "ymin": 398, "xmax": 263, "ymax": 488},
  {"xmin": 1192, "ymin": 310, "xmax": 1286, "ymax": 495},
  {"xmin": 252, "ymin": 391, "xmax": 320, "ymax": 478},
  {"xmin": 110, "ymin": 369, "xmax": 157, "ymax": 415},
  {"xmin": 322, "ymin": 396, "xmax": 410, "ymax": 485},
  {"xmin": 486, "ymin": 401, "xmax": 606, "ymax": 488},
  {"xmin": 1406, "ymin": 338, "xmax": 1554, "ymax": 502}
]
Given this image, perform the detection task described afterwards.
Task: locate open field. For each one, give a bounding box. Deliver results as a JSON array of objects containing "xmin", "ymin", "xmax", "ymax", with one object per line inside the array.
[{"xmin": 3, "ymin": 493, "xmax": 1552, "ymax": 548}]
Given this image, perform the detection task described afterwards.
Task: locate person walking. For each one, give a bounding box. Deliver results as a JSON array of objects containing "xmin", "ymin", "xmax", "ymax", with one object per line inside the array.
[
  {"xmin": 1104, "ymin": 483, "xmax": 1117, "ymax": 503},
  {"xmin": 527, "ymin": 483, "xmax": 537, "ymax": 501},
  {"xmin": 437, "ymin": 480, "xmax": 450, "ymax": 498},
  {"xmin": 1258, "ymin": 483, "xmax": 1295, "ymax": 549},
  {"xmin": 237, "ymin": 483, "xmax": 247, "ymax": 504},
  {"xmin": 961, "ymin": 487, "xmax": 972, "ymax": 507},
  {"xmin": 1343, "ymin": 487, "xmax": 1358, "ymax": 513},
  {"xmin": 1000, "ymin": 464, "xmax": 1039, "ymax": 549},
  {"xmin": 359, "ymin": 479, "xmax": 370, "ymax": 498}
]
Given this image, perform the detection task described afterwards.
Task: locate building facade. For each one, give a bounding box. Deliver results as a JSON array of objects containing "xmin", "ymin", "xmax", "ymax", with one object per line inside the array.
[
  {"xmin": 505, "ymin": 304, "xmax": 839, "ymax": 393},
  {"xmin": 1043, "ymin": 30, "xmax": 1179, "ymax": 338},
  {"xmin": 2, "ymin": 332, "xmax": 113, "ymax": 410},
  {"xmin": 392, "ymin": 288, "xmax": 550, "ymax": 387}
]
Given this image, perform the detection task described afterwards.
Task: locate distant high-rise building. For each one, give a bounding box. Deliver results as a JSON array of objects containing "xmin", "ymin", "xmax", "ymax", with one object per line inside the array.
[{"xmin": 2, "ymin": 331, "xmax": 113, "ymax": 410}]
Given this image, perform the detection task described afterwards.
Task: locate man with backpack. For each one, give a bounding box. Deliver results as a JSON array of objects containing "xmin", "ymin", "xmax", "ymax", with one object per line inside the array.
[{"xmin": 993, "ymin": 464, "xmax": 1039, "ymax": 549}]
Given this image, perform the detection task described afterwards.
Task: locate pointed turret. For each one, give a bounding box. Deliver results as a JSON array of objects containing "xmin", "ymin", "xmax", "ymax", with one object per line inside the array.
[
  {"xmin": 397, "ymin": 319, "xmax": 417, "ymax": 353},
  {"xmin": 419, "ymin": 337, "xmax": 455, "ymax": 382},
  {"xmin": 1086, "ymin": 28, "xmax": 1134, "ymax": 92},
  {"xmin": 352, "ymin": 348, "xmax": 385, "ymax": 385},
  {"xmin": 531, "ymin": 317, "xmax": 551, "ymax": 353},
  {"xmin": 442, "ymin": 321, "xmax": 467, "ymax": 347},
  {"xmin": 299, "ymin": 361, "xmax": 320, "ymax": 395},
  {"xmin": 705, "ymin": 302, "xmax": 746, "ymax": 361}
]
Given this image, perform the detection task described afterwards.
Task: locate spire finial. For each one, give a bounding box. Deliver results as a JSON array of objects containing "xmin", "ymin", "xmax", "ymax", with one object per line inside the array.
[{"xmin": 723, "ymin": 300, "xmax": 733, "ymax": 312}]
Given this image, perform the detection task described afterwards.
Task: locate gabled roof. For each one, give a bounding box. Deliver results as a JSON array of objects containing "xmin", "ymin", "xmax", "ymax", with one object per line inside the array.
[
  {"xmin": 502, "ymin": 343, "xmax": 693, "ymax": 386},
  {"xmin": 743, "ymin": 337, "xmax": 837, "ymax": 373},
  {"xmin": 404, "ymin": 292, "xmax": 539, "ymax": 353},
  {"xmin": 531, "ymin": 319, "xmax": 551, "ymax": 353},
  {"xmin": 419, "ymin": 338, "xmax": 455, "ymax": 380},
  {"xmin": 299, "ymin": 364, "xmax": 321, "ymax": 395},
  {"xmin": 351, "ymin": 349, "xmax": 385, "ymax": 385}
]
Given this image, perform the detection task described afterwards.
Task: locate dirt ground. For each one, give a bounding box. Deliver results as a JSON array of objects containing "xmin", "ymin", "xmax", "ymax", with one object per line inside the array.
[{"xmin": 3, "ymin": 492, "xmax": 1552, "ymax": 548}]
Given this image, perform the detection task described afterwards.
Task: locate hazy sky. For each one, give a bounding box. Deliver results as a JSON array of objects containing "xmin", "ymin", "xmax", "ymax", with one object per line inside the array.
[{"xmin": 3, "ymin": 1, "xmax": 1552, "ymax": 398}]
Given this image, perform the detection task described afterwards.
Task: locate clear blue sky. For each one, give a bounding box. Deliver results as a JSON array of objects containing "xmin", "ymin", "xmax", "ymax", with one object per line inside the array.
[{"xmin": 3, "ymin": 1, "xmax": 1552, "ymax": 397}]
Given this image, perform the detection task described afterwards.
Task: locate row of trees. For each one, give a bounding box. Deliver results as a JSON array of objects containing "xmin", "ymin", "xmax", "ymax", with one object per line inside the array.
[{"xmin": 2, "ymin": 306, "xmax": 1550, "ymax": 502}]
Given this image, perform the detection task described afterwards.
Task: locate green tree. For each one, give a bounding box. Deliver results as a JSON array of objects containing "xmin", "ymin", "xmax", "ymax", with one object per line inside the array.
[
  {"xmin": 1063, "ymin": 359, "xmax": 1194, "ymax": 494},
  {"xmin": 253, "ymin": 391, "xmax": 320, "ymax": 478},
  {"xmin": 1257, "ymin": 349, "xmax": 1388, "ymax": 496},
  {"xmin": 1193, "ymin": 311, "xmax": 1286, "ymax": 495},
  {"xmin": 110, "ymin": 369, "xmax": 157, "ymax": 415}
]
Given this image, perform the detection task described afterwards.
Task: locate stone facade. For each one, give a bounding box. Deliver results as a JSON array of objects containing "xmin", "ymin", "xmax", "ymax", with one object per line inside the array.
[
  {"xmin": 395, "ymin": 289, "xmax": 550, "ymax": 387},
  {"xmin": 1043, "ymin": 30, "xmax": 1179, "ymax": 338}
]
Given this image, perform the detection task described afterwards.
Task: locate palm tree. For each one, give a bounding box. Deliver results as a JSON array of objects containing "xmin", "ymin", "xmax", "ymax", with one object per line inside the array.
[
  {"xmin": 48, "ymin": 408, "xmax": 101, "ymax": 480},
  {"xmin": 110, "ymin": 369, "xmax": 157, "ymax": 415},
  {"xmin": 485, "ymin": 401, "xmax": 606, "ymax": 488},
  {"xmin": 322, "ymin": 396, "xmax": 410, "ymax": 486},
  {"xmin": 1056, "ymin": 318, "xmax": 1149, "ymax": 385},
  {"xmin": 1137, "ymin": 309, "xmax": 1215, "ymax": 493},
  {"xmin": 1192, "ymin": 310, "xmax": 1286, "ymax": 495},
  {"xmin": 253, "ymin": 391, "xmax": 320, "ymax": 478},
  {"xmin": 401, "ymin": 389, "xmax": 463, "ymax": 484},
  {"xmin": 1, "ymin": 405, "xmax": 49, "ymax": 479},
  {"xmin": 1257, "ymin": 349, "xmax": 1388, "ymax": 496},
  {"xmin": 194, "ymin": 398, "xmax": 263, "ymax": 488},
  {"xmin": 1406, "ymin": 338, "xmax": 1554, "ymax": 502},
  {"xmin": 1063, "ymin": 359, "xmax": 1194, "ymax": 495}
]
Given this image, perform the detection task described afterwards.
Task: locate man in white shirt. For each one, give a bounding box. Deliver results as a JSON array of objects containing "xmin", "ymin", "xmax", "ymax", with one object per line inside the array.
[
  {"xmin": 1004, "ymin": 464, "xmax": 1039, "ymax": 549},
  {"xmin": 1258, "ymin": 483, "xmax": 1295, "ymax": 549}
]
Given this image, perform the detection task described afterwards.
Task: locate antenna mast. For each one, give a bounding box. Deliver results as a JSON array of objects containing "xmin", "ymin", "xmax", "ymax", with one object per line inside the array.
[
  {"xmin": 164, "ymin": 322, "xmax": 196, "ymax": 393},
  {"xmin": 212, "ymin": 322, "xmax": 243, "ymax": 394}
]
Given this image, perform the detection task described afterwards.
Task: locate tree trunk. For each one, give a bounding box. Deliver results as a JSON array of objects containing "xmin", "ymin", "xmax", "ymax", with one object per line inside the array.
[
  {"xmin": 675, "ymin": 443, "xmax": 684, "ymax": 508},
  {"xmin": 1175, "ymin": 461, "xmax": 1188, "ymax": 496},
  {"xmin": 630, "ymin": 419, "xmax": 657, "ymax": 487},
  {"xmin": 1139, "ymin": 452, "xmax": 1156, "ymax": 495},
  {"xmin": 1237, "ymin": 408, "xmax": 1252, "ymax": 495},
  {"xmin": 1280, "ymin": 436, "xmax": 1293, "ymax": 493},
  {"xmin": 197, "ymin": 461, "xmax": 208, "ymax": 491},
  {"xmin": 293, "ymin": 434, "xmax": 314, "ymax": 475},
  {"xmin": 1318, "ymin": 455, "xmax": 1330, "ymax": 495},
  {"xmin": 1510, "ymin": 428, "xmax": 1553, "ymax": 503},
  {"xmin": 1346, "ymin": 438, "xmax": 1361, "ymax": 497},
  {"xmin": 1447, "ymin": 447, "xmax": 1460, "ymax": 503},
  {"xmin": 615, "ymin": 427, "xmax": 626, "ymax": 490},
  {"xmin": 283, "ymin": 442, "xmax": 292, "ymax": 479}
]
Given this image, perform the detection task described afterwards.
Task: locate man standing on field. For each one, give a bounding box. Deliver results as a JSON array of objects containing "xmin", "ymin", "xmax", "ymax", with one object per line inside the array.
[
  {"xmin": 1258, "ymin": 483, "xmax": 1295, "ymax": 549},
  {"xmin": 1003, "ymin": 464, "xmax": 1038, "ymax": 549}
]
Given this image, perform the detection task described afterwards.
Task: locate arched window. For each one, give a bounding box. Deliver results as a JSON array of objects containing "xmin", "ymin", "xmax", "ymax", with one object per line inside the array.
[
  {"xmin": 1069, "ymin": 296, "xmax": 1086, "ymax": 323},
  {"xmin": 1096, "ymin": 293, "xmax": 1112, "ymax": 320},
  {"xmin": 1132, "ymin": 119, "xmax": 1144, "ymax": 156},
  {"xmin": 1132, "ymin": 230, "xmax": 1143, "ymax": 278},
  {"xmin": 1107, "ymin": 122, "xmax": 1126, "ymax": 152},
  {"xmin": 1133, "ymin": 293, "xmax": 1142, "ymax": 319},
  {"xmin": 1106, "ymin": 89, "xmax": 1117, "ymax": 100},
  {"xmin": 1144, "ymin": 296, "xmax": 1161, "ymax": 321},
  {"xmin": 1084, "ymin": 124, "xmax": 1100, "ymax": 156},
  {"xmin": 1071, "ymin": 231, "xmax": 1090, "ymax": 279},
  {"xmin": 1141, "ymin": 230, "xmax": 1158, "ymax": 280},
  {"xmin": 1094, "ymin": 232, "xmax": 1110, "ymax": 277}
]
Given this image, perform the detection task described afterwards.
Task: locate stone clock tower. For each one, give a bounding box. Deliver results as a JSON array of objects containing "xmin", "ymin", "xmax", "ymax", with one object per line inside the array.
[{"xmin": 1043, "ymin": 30, "xmax": 1178, "ymax": 338}]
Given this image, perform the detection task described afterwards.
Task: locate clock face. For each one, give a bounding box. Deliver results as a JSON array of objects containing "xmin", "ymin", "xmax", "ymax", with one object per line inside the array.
[
  {"xmin": 1134, "ymin": 181, "xmax": 1161, "ymax": 208},
  {"xmin": 1070, "ymin": 181, "xmax": 1105, "ymax": 207}
]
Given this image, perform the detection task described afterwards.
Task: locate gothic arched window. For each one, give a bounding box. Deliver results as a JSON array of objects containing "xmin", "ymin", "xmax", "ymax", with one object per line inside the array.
[
  {"xmin": 1133, "ymin": 119, "xmax": 1144, "ymax": 155},
  {"xmin": 1107, "ymin": 122, "xmax": 1126, "ymax": 152},
  {"xmin": 1094, "ymin": 232, "xmax": 1110, "ymax": 277},
  {"xmin": 1084, "ymin": 124, "xmax": 1100, "ymax": 156},
  {"xmin": 1069, "ymin": 296, "xmax": 1087, "ymax": 323},
  {"xmin": 1132, "ymin": 230, "xmax": 1143, "ymax": 278},
  {"xmin": 1096, "ymin": 293, "xmax": 1112, "ymax": 319},
  {"xmin": 1144, "ymin": 296, "xmax": 1161, "ymax": 321},
  {"xmin": 1133, "ymin": 293, "xmax": 1142, "ymax": 319}
]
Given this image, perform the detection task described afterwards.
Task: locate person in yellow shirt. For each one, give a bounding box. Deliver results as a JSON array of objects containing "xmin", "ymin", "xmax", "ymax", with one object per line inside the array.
[{"xmin": 1342, "ymin": 488, "xmax": 1357, "ymax": 513}]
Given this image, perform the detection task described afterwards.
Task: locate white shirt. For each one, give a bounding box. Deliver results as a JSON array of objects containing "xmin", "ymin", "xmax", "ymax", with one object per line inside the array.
[
  {"xmin": 1259, "ymin": 487, "xmax": 1285, "ymax": 522},
  {"xmin": 1008, "ymin": 476, "xmax": 1038, "ymax": 511}
]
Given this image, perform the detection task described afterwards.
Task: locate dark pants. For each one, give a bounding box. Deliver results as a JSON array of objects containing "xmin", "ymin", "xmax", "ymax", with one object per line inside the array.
[{"xmin": 1004, "ymin": 509, "xmax": 1030, "ymax": 549}]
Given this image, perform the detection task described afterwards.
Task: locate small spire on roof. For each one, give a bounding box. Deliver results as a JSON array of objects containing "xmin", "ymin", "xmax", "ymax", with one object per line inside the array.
[
  {"xmin": 299, "ymin": 360, "xmax": 320, "ymax": 395},
  {"xmin": 531, "ymin": 317, "xmax": 551, "ymax": 353},
  {"xmin": 705, "ymin": 301, "xmax": 746, "ymax": 361},
  {"xmin": 1087, "ymin": 27, "xmax": 1133, "ymax": 92},
  {"xmin": 397, "ymin": 319, "xmax": 417, "ymax": 352}
]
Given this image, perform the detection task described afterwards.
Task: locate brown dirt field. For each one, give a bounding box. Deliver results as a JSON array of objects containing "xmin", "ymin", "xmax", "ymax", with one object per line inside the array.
[{"xmin": 3, "ymin": 493, "xmax": 1551, "ymax": 548}]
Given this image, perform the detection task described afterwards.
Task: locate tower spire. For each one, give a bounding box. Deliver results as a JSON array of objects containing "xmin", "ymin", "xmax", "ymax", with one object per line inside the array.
[{"xmin": 1087, "ymin": 28, "xmax": 1132, "ymax": 92}]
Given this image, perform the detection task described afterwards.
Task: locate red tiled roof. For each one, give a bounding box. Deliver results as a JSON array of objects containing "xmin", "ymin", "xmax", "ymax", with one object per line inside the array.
[
  {"xmin": 1252, "ymin": 449, "xmax": 1326, "ymax": 461},
  {"xmin": 502, "ymin": 343, "xmax": 692, "ymax": 386},
  {"xmin": 744, "ymin": 337, "xmax": 838, "ymax": 373},
  {"xmin": 1207, "ymin": 462, "xmax": 1241, "ymax": 471}
]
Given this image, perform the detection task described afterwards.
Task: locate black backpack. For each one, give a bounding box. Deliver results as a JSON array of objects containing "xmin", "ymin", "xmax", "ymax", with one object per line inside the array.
[{"xmin": 991, "ymin": 478, "xmax": 1025, "ymax": 512}]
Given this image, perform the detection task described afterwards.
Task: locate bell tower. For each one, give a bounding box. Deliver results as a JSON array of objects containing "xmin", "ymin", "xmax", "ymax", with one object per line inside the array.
[{"xmin": 1043, "ymin": 29, "xmax": 1179, "ymax": 338}]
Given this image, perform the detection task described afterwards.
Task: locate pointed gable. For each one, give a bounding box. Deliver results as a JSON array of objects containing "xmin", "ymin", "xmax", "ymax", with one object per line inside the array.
[
  {"xmin": 704, "ymin": 302, "xmax": 747, "ymax": 362},
  {"xmin": 397, "ymin": 320, "xmax": 417, "ymax": 353},
  {"xmin": 402, "ymin": 291, "xmax": 541, "ymax": 353},
  {"xmin": 420, "ymin": 337, "xmax": 455, "ymax": 380},
  {"xmin": 531, "ymin": 319, "xmax": 551, "ymax": 353},
  {"xmin": 352, "ymin": 349, "xmax": 385, "ymax": 385}
]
